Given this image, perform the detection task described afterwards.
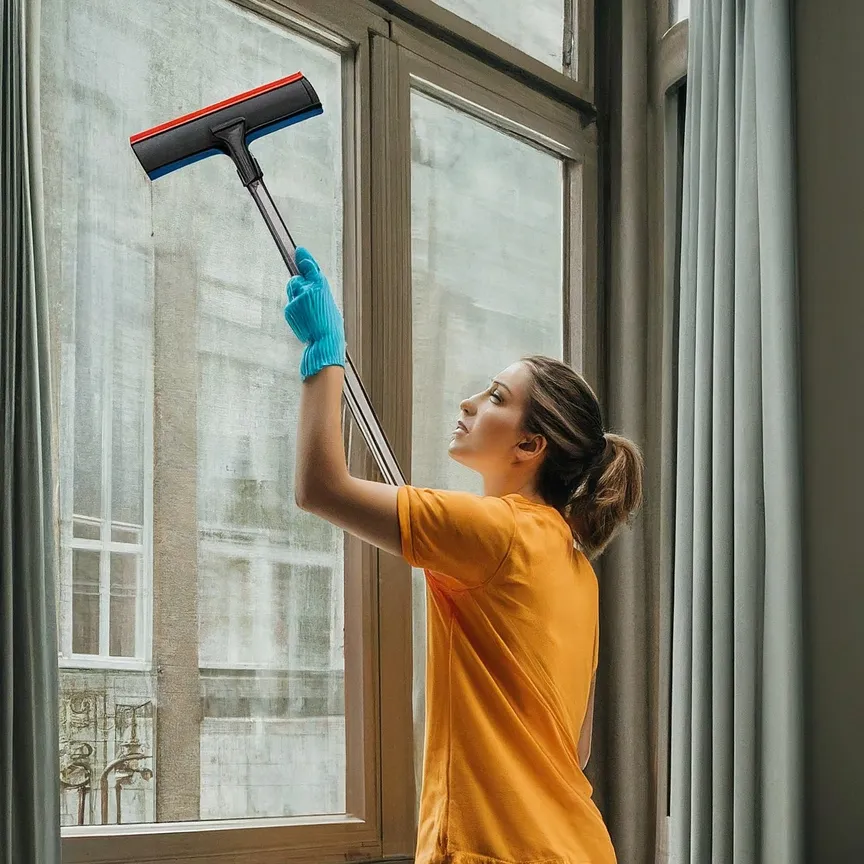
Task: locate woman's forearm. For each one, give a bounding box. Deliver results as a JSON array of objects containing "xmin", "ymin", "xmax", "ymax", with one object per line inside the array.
[
  {"xmin": 294, "ymin": 366, "xmax": 350, "ymax": 510},
  {"xmin": 294, "ymin": 365, "xmax": 402, "ymax": 556}
]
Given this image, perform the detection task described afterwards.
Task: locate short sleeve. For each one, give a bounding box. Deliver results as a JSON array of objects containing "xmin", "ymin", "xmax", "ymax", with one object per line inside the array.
[{"xmin": 397, "ymin": 487, "xmax": 516, "ymax": 591}]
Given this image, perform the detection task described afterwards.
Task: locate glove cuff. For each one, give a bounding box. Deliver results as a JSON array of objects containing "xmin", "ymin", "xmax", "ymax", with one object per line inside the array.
[{"xmin": 301, "ymin": 335, "xmax": 346, "ymax": 380}]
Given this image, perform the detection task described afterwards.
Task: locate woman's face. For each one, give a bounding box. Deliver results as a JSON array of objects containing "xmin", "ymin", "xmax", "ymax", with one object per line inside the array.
[{"xmin": 449, "ymin": 361, "xmax": 540, "ymax": 475}]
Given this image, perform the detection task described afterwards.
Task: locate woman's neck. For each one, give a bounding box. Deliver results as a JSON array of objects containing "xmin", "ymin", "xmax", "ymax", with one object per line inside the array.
[{"xmin": 482, "ymin": 475, "xmax": 544, "ymax": 504}]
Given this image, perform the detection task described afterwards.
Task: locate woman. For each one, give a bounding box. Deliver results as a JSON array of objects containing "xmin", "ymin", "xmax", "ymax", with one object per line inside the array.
[{"xmin": 284, "ymin": 248, "xmax": 643, "ymax": 864}]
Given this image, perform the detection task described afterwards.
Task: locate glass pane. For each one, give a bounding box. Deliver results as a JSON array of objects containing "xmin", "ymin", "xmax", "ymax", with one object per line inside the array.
[
  {"xmin": 59, "ymin": 680, "xmax": 157, "ymax": 826},
  {"xmin": 111, "ymin": 524, "xmax": 142, "ymax": 545},
  {"xmin": 410, "ymin": 91, "xmax": 565, "ymax": 795},
  {"xmin": 44, "ymin": 0, "xmax": 350, "ymax": 829},
  {"xmin": 109, "ymin": 554, "xmax": 138, "ymax": 658},
  {"xmin": 71, "ymin": 261, "xmax": 105, "ymax": 522},
  {"xmin": 434, "ymin": 0, "xmax": 566, "ymax": 70},
  {"xmin": 72, "ymin": 550, "xmax": 101, "ymax": 655},
  {"xmin": 73, "ymin": 519, "xmax": 101, "ymax": 541},
  {"xmin": 112, "ymin": 287, "xmax": 150, "ymax": 526}
]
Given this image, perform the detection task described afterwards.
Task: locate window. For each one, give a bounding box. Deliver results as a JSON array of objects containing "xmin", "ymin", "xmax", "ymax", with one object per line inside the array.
[
  {"xmin": 41, "ymin": 0, "xmax": 597, "ymax": 860},
  {"xmin": 45, "ymin": 0, "xmax": 365, "ymax": 842},
  {"xmin": 402, "ymin": 38, "xmax": 592, "ymax": 792},
  {"xmin": 433, "ymin": 0, "xmax": 568, "ymax": 70}
]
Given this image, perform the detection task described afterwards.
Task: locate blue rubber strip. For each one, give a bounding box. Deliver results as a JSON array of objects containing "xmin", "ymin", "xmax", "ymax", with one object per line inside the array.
[
  {"xmin": 146, "ymin": 106, "xmax": 325, "ymax": 181},
  {"xmin": 247, "ymin": 106, "xmax": 323, "ymax": 143},
  {"xmin": 147, "ymin": 148, "xmax": 221, "ymax": 180}
]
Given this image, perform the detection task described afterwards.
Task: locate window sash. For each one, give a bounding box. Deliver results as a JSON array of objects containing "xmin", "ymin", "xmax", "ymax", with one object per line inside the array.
[
  {"xmin": 368, "ymin": 22, "xmax": 598, "ymax": 860},
  {"xmin": 367, "ymin": 0, "xmax": 594, "ymax": 103}
]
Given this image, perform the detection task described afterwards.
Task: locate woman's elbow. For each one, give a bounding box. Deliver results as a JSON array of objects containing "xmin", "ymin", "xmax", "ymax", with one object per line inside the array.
[
  {"xmin": 294, "ymin": 476, "xmax": 342, "ymax": 517},
  {"xmin": 295, "ymin": 480, "xmax": 323, "ymax": 514},
  {"xmin": 294, "ymin": 484, "xmax": 312, "ymax": 513}
]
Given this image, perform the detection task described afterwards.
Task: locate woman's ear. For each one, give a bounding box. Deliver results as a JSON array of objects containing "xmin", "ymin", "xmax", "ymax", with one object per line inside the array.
[{"xmin": 515, "ymin": 434, "xmax": 546, "ymax": 463}]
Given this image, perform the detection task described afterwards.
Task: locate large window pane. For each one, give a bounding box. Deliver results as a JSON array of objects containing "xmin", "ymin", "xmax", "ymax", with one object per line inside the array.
[
  {"xmin": 44, "ymin": 0, "xmax": 349, "ymax": 828},
  {"xmin": 410, "ymin": 91, "xmax": 564, "ymax": 788},
  {"xmin": 433, "ymin": 0, "xmax": 567, "ymax": 70}
]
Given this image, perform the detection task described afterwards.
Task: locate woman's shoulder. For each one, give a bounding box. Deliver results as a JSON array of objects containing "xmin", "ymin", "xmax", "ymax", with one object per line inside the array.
[{"xmin": 401, "ymin": 486, "xmax": 518, "ymax": 519}]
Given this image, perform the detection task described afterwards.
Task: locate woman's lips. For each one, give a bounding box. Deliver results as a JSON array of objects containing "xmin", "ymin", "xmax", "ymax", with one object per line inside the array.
[{"xmin": 453, "ymin": 420, "xmax": 469, "ymax": 435}]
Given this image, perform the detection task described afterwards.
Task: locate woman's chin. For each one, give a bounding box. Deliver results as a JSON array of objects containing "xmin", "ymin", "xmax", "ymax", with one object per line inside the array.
[{"xmin": 448, "ymin": 438, "xmax": 468, "ymax": 464}]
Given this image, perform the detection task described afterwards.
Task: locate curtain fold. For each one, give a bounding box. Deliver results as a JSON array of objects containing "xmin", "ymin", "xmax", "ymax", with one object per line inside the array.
[
  {"xmin": 588, "ymin": 0, "xmax": 656, "ymax": 862},
  {"xmin": 0, "ymin": 0, "xmax": 61, "ymax": 861},
  {"xmin": 669, "ymin": 0, "xmax": 803, "ymax": 862}
]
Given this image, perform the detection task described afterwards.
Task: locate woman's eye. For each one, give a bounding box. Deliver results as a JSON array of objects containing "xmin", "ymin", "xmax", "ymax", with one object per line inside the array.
[{"xmin": 490, "ymin": 390, "xmax": 502, "ymax": 404}]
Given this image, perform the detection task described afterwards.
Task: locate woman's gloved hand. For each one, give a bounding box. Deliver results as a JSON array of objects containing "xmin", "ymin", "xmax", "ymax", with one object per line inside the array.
[{"xmin": 284, "ymin": 247, "xmax": 346, "ymax": 380}]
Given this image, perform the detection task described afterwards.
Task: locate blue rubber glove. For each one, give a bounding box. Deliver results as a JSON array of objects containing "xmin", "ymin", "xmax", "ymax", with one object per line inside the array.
[{"xmin": 284, "ymin": 247, "xmax": 346, "ymax": 380}]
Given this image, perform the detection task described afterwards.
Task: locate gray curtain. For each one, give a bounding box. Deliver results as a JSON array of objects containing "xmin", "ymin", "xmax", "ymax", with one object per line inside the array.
[
  {"xmin": 587, "ymin": 0, "xmax": 656, "ymax": 862},
  {"xmin": 669, "ymin": 0, "xmax": 803, "ymax": 862},
  {"xmin": 0, "ymin": 0, "xmax": 61, "ymax": 861}
]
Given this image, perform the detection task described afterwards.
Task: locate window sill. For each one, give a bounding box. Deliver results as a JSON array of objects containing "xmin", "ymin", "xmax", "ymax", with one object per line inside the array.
[
  {"xmin": 61, "ymin": 814, "xmax": 380, "ymax": 864},
  {"xmin": 59, "ymin": 655, "xmax": 152, "ymax": 673}
]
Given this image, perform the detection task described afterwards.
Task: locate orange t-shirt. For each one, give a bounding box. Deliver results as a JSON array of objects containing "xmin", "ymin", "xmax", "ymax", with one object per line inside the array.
[{"xmin": 397, "ymin": 487, "xmax": 616, "ymax": 864}]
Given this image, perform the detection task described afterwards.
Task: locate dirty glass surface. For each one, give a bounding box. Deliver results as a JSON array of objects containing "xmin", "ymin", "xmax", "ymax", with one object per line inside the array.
[
  {"xmin": 409, "ymin": 92, "xmax": 565, "ymax": 795},
  {"xmin": 43, "ymin": 0, "xmax": 349, "ymax": 827},
  {"xmin": 433, "ymin": 0, "xmax": 568, "ymax": 70}
]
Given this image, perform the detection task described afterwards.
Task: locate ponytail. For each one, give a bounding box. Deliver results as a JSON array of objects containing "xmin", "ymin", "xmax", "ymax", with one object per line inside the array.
[
  {"xmin": 564, "ymin": 433, "xmax": 643, "ymax": 558},
  {"xmin": 521, "ymin": 356, "xmax": 644, "ymax": 559}
]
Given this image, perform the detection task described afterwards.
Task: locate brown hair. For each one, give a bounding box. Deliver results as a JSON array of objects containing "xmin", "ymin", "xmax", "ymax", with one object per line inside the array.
[{"xmin": 521, "ymin": 355, "xmax": 644, "ymax": 558}]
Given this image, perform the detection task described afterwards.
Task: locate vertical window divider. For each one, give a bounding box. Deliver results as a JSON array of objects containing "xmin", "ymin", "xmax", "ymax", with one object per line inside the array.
[
  {"xmin": 99, "ymin": 280, "xmax": 115, "ymax": 657},
  {"xmin": 369, "ymin": 29, "xmax": 418, "ymax": 859}
]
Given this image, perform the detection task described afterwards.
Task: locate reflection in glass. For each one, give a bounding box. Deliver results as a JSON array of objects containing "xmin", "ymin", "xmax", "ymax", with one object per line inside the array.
[
  {"xmin": 109, "ymin": 553, "xmax": 138, "ymax": 658},
  {"xmin": 72, "ymin": 550, "xmax": 101, "ymax": 655}
]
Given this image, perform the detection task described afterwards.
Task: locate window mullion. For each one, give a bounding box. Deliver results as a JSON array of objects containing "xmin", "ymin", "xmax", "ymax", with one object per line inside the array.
[
  {"xmin": 369, "ymin": 31, "xmax": 418, "ymax": 859},
  {"xmin": 99, "ymin": 284, "xmax": 115, "ymax": 658}
]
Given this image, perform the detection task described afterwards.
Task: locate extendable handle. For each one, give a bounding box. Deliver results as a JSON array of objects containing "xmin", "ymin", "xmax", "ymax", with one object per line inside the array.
[{"xmin": 248, "ymin": 179, "xmax": 406, "ymax": 487}]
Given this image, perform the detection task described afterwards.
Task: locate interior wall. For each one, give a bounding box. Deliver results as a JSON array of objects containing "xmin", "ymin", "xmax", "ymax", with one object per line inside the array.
[{"xmin": 795, "ymin": 1, "xmax": 864, "ymax": 861}]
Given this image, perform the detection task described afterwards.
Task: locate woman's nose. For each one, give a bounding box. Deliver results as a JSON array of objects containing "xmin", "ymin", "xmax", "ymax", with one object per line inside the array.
[{"xmin": 460, "ymin": 395, "xmax": 477, "ymax": 415}]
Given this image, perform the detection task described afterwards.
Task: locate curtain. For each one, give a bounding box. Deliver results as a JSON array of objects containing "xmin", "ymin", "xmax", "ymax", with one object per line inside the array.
[
  {"xmin": 587, "ymin": 0, "xmax": 656, "ymax": 862},
  {"xmin": 0, "ymin": 0, "xmax": 61, "ymax": 861},
  {"xmin": 669, "ymin": 0, "xmax": 803, "ymax": 862}
]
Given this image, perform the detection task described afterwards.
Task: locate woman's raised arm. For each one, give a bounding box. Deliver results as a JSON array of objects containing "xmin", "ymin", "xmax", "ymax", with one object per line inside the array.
[{"xmin": 285, "ymin": 248, "xmax": 400, "ymax": 557}]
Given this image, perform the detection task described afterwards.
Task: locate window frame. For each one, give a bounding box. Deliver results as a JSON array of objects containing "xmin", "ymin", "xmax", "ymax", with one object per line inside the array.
[
  {"xmin": 61, "ymin": 527, "xmax": 151, "ymax": 667},
  {"xmin": 57, "ymin": 288, "xmax": 155, "ymax": 668},
  {"xmin": 647, "ymin": 10, "xmax": 688, "ymax": 858},
  {"xmin": 54, "ymin": 0, "xmax": 600, "ymax": 861},
  {"xmin": 369, "ymin": 19, "xmax": 599, "ymax": 858},
  {"xmin": 368, "ymin": 0, "xmax": 595, "ymax": 105},
  {"xmin": 389, "ymin": 18, "xmax": 600, "ymax": 376},
  {"xmin": 60, "ymin": 1, "xmax": 386, "ymax": 861}
]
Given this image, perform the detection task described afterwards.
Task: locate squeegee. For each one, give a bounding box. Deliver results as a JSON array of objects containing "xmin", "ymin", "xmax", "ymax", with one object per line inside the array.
[{"xmin": 130, "ymin": 73, "xmax": 405, "ymax": 486}]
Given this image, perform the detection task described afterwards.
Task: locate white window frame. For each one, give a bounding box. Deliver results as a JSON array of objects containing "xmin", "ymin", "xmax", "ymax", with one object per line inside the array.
[{"xmin": 57, "ymin": 321, "xmax": 155, "ymax": 671}]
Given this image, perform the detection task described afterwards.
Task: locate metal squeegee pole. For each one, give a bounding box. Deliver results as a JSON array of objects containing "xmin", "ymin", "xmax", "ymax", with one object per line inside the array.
[{"xmin": 248, "ymin": 179, "xmax": 406, "ymax": 487}]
